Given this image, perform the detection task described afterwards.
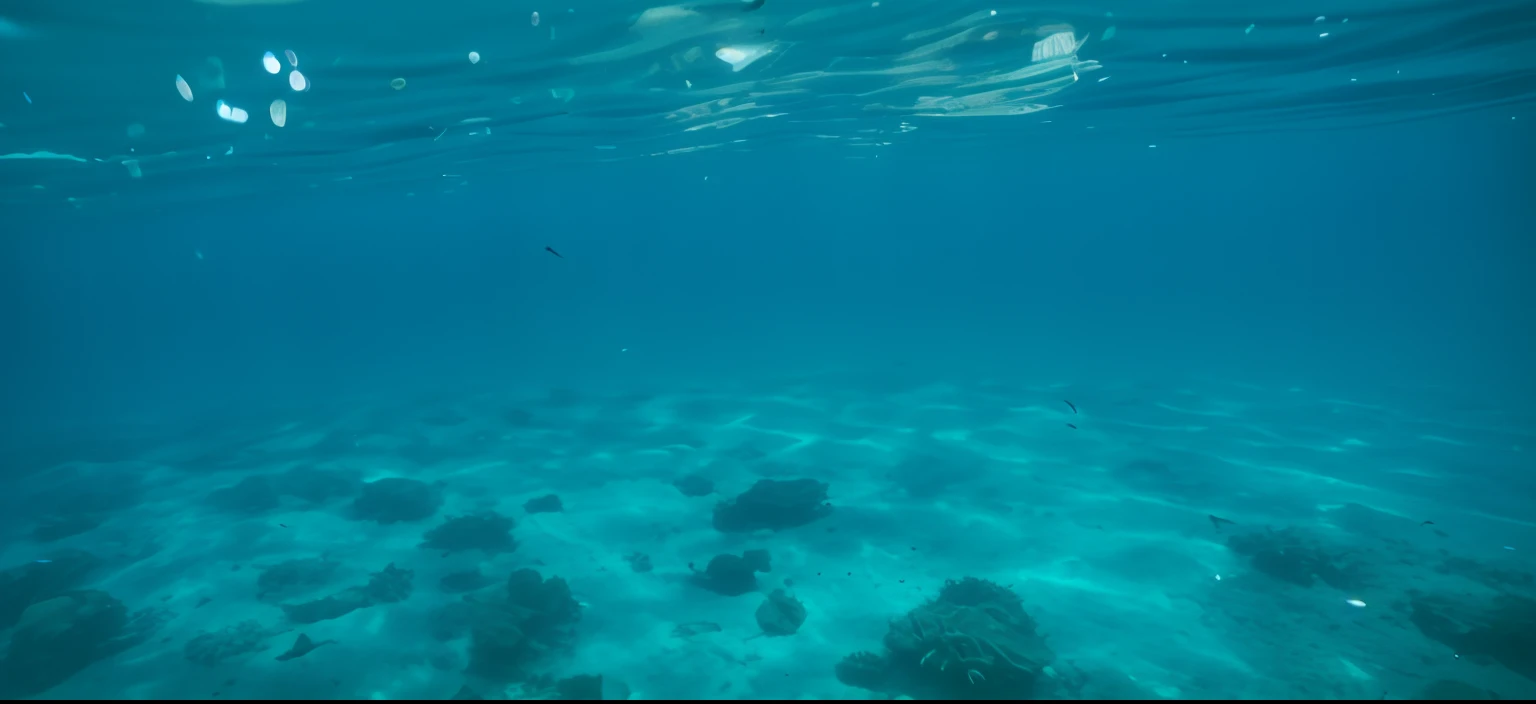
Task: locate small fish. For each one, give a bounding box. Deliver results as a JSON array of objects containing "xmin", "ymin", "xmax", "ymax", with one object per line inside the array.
[
  {"xmin": 1063, "ymin": 400, "xmax": 1078, "ymax": 414},
  {"xmin": 1345, "ymin": 598, "xmax": 1367, "ymax": 608},
  {"xmin": 22, "ymin": 91, "xmax": 31, "ymax": 104},
  {"xmin": 278, "ymin": 523, "xmax": 288, "ymax": 528},
  {"xmin": 1065, "ymin": 423, "xmax": 1077, "ymax": 429},
  {"xmin": 1209, "ymin": 514, "xmax": 1237, "ymax": 530},
  {"xmin": 1419, "ymin": 520, "xmax": 1434, "ymax": 527},
  {"xmin": 545, "ymin": 245, "xmax": 564, "ymax": 259}
]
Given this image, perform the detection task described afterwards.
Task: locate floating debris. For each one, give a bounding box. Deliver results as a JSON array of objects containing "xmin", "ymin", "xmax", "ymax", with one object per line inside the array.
[
  {"xmin": 284, "ymin": 49, "xmax": 298, "ymax": 67},
  {"xmin": 531, "ymin": 10, "xmax": 540, "ymax": 26},
  {"xmin": 175, "ymin": 74, "xmax": 194, "ymax": 101},
  {"xmin": 390, "ymin": 77, "xmax": 406, "ymax": 90},
  {"xmin": 262, "ymin": 51, "xmax": 281, "ymax": 74},
  {"xmin": 288, "ymin": 70, "xmax": 308, "ymax": 91},
  {"xmin": 715, "ymin": 44, "xmax": 773, "ymax": 72},
  {"xmin": 468, "ymin": 51, "xmax": 480, "ymax": 64},
  {"xmin": 269, "ymin": 99, "xmax": 287, "ymax": 127}
]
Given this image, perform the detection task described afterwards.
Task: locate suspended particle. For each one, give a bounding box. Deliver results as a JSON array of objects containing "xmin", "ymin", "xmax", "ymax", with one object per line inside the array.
[
  {"xmin": 531, "ymin": 11, "xmax": 540, "ymax": 26},
  {"xmin": 262, "ymin": 51, "xmax": 281, "ymax": 74},
  {"xmin": 390, "ymin": 77, "xmax": 407, "ymax": 90},
  {"xmin": 285, "ymin": 49, "xmax": 298, "ymax": 67},
  {"xmin": 289, "ymin": 70, "xmax": 309, "ymax": 91},
  {"xmin": 1244, "ymin": 24, "xmax": 1255, "ymax": 34},
  {"xmin": 468, "ymin": 51, "xmax": 481, "ymax": 64},
  {"xmin": 175, "ymin": 74, "xmax": 194, "ymax": 101},
  {"xmin": 270, "ymin": 99, "xmax": 287, "ymax": 127}
]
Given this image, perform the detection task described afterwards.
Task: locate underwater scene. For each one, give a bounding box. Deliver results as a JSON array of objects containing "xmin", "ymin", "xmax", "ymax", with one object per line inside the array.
[{"xmin": 1, "ymin": 0, "xmax": 1534, "ymax": 700}]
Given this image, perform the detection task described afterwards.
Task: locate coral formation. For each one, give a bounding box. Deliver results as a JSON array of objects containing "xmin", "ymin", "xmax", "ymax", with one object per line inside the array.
[
  {"xmin": 690, "ymin": 550, "xmax": 772, "ymax": 596},
  {"xmin": 835, "ymin": 577, "xmax": 1053, "ymax": 699},
  {"xmin": 350, "ymin": 478, "xmax": 443, "ymax": 524},
  {"xmin": 420, "ymin": 513, "xmax": 517, "ymax": 555},
  {"xmin": 465, "ymin": 568, "xmax": 582, "ymax": 682},
  {"xmin": 756, "ymin": 589, "xmax": 806, "ymax": 636},
  {"xmin": 712, "ymin": 479, "xmax": 832, "ymax": 533}
]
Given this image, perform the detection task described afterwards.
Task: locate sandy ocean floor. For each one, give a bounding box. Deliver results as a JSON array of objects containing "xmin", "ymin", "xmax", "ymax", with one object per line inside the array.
[{"xmin": 2, "ymin": 371, "xmax": 1533, "ymax": 700}]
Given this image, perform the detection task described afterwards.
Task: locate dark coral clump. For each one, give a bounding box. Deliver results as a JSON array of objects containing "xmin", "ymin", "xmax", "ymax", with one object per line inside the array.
[
  {"xmin": 1411, "ymin": 593, "xmax": 1536, "ymax": 684},
  {"xmin": 712, "ymin": 479, "xmax": 832, "ymax": 533},
  {"xmin": 280, "ymin": 563, "xmax": 413, "ymax": 625},
  {"xmin": 0, "ymin": 589, "xmax": 163, "ymax": 699},
  {"xmin": 672, "ymin": 474, "xmax": 715, "ymax": 497},
  {"xmin": 756, "ymin": 589, "xmax": 807, "ymax": 636},
  {"xmin": 273, "ymin": 466, "xmax": 363, "ymax": 504},
  {"xmin": 440, "ymin": 569, "xmax": 494, "ymax": 594},
  {"xmin": 691, "ymin": 550, "xmax": 771, "ymax": 597},
  {"xmin": 523, "ymin": 494, "xmax": 564, "ymax": 514},
  {"xmin": 1227, "ymin": 528, "xmax": 1357, "ymax": 589},
  {"xmin": 465, "ymin": 569, "xmax": 582, "ymax": 682},
  {"xmin": 207, "ymin": 475, "xmax": 281, "ymax": 515},
  {"xmin": 835, "ymin": 577, "xmax": 1053, "ymax": 700},
  {"xmin": 350, "ymin": 478, "xmax": 443, "ymax": 524},
  {"xmin": 0, "ymin": 550, "xmax": 103, "ymax": 629},
  {"xmin": 255, "ymin": 556, "xmax": 340, "ymax": 602},
  {"xmin": 421, "ymin": 513, "xmax": 517, "ymax": 555}
]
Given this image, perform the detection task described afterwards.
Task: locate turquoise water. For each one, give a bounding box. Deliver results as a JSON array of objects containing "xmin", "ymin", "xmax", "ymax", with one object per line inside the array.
[{"xmin": 1, "ymin": 0, "xmax": 1534, "ymax": 699}]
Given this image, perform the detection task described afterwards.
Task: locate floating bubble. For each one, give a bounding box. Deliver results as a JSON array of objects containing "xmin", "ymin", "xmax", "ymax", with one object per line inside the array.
[
  {"xmin": 531, "ymin": 11, "xmax": 540, "ymax": 26},
  {"xmin": 270, "ymin": 99, "xmax": 287, "ymax": 127},
  {"xmin": 215, "ymin": 99, "xmax": 249, "ymax": 124},
  {"xmin": 175, "ymin": 74, "xmax": 194, "ymax": 101},
  {"xmin": 468, "ymin": 51, "xmax": 481, "ymax": 64},
  {"xmin": 262, "ymin": 51, "xmax": 281, "ymax": 74},
  {"xmin": 390, "ymin": 77, "xmax": 407, "ymax": 90},
  {"xmin": 289, "ymin": 70, "xmax": 308, "ymax": 91},
  {"xmin": 285, "ymin": 49, "xmax": 298, "ymax": 67}
]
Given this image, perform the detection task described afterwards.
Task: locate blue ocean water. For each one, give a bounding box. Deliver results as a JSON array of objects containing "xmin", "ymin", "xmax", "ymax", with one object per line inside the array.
[{"xmin": 1, "ymin": 0, "xmax": 1534, "ymax": 699}]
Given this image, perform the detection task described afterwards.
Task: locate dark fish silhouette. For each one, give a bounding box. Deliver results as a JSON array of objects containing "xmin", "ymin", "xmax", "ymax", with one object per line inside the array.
[
  {"xmin": 276, "ymin": 633, "xmax": 337, "ymax": 662},
  {"xmin": 1420, "ymin": 520, "xmax": 1434, "ymax": 527},
  {"xmin": 1065, "ymin": 423, "xmax": 1078, "ymax": 429},
  {"xmin": 1063, "ymin": 400, "xmax": 1078, "ymax": 414},
  {"xmin": 545, "ymin": 246, "xmax": 564, "ymax": 259},
  {"xmin": 1209, "ymin": 514, "xmax": 1237, "ymax": 530}
]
